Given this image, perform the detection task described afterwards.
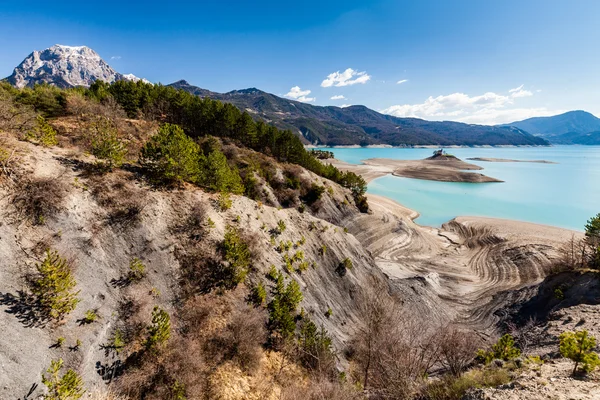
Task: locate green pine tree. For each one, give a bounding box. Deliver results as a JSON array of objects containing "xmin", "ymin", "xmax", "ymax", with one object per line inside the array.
[
  {"xmin": 560, "ymin": 330, "xmax": 600, "ymax": 375},
  {"xmin": 41, "ymin": 359, "xmax": 85, "ymax": 400},
  {"xmin": 32, "ymin": 250, "xmax": 80, "ymax": 320},
  {"xmin": 145, "ymin": 306, "xmax": 171, "ymax": 350}
]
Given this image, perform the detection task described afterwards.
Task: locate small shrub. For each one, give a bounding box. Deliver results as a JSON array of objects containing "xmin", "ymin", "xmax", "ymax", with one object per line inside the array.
[
  {"xmin": 477, "ymin": 334, "xmax": 521, "ymax": 364},
  {"xmin": 145, "ymin": 306, "xmax": 171, "ymax": 350},
  {"xmin": 559, "ymin": 330, "xmax": 600, "ymax": 375},
  {"xmin": 249, "ymin": 282, "xmax": 267, "ymax": 307},
  {"xmin": 26, "ymin": 115, "xmax": 58, "ymax": 147},
  {"xmin": 41, "ymin": 359, "xmax": 85, "ymax": 400},
  {"xmin": 554, "ymin": 287, "xmax": 565, "ymax": 300},
  {"xmin": 88, "ymin": 117, "xmax": 128, "ymax": 170},
  {"xmin": 56, "ymin": 337, "xmax": 65, "ymax": 347},
  {"xmin": 283, "ymin": 254, "xmax": 294, "ymax": 274},
  {"xmin": 292, "ymin": 250, "xmax": 304, "ymax": 262},
  {"xmin": 220, "ymin": 225, "xmax": 252, "ymax": 289},
  {"xmin": 267, "ymin": 265, "xmax": 278, "ymax": 281},
  {"xmin": 82, "ymin": 309, "xmax": 98, "ymax": 324},
  {"xmin": 336, "ymin": 257, "xmax": 353, "ymax": 277},
  {"xmin": 277, "ymin": 219, "xmax": 286, "ymax": 233},
  {"xmin": 325, "ymin": 307, "xmax": 333, "ymax": 318},
  {"xmin": 110, "ymin": 329, "xmax": 126, "ymax": 354},
  {"xmin": 301, "ymin": 184, "xmax": 325, "ymax": 206},
  {"xmin": 297, "ymin": 261, "xmax": 309, "ymax": 273},
  {"xmin": 170, "ymin": 381, "xmax": 187, "ymax": 400},
  {"xmin": 421, "ymin": 367, "xmax": 510, "ymax": 400},
  {"xmin": 319, "ymin": 245, "xmax": 327, "ymax": 256},
  {"xmin": 207, "ymin": 217, "xmax": 215, "ymax": 229},
  {"xmin": 218, "ymin": 192, "xmax": 232, "ymax": 211},
  {"xmin": 127, "ymin": 257, "xmax": 146, "ymax": 282},
  {"xmin": 32, "ymin": 249, "xmax": 80, "ymax": 320}
]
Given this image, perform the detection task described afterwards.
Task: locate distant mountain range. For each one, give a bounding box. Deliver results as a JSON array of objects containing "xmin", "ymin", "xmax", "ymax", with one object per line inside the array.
[
  {"xmin": 504, "ymin": 111, "xmax": 600, "ymax": 145},
  {"xmin": 2, "ymin": 45, "xmax": 558, "ymax": 146},
  {"xmin": 169, "ymin": 80, "xmax": 548, "ymax": 147},
  {"xmin": 5, "ymin": 44, "xmax": 147, "ymax": 89}
]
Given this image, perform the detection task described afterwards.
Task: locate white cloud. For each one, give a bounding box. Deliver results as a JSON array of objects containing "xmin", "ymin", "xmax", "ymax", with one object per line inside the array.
[
  {"xmin": 340, "ymin": 104, "xmax": 352, "ymax": 108},
  {"xmin": 284, "ymin": 86, "xmax": 315, "ymax": 103},
  {"xmin": 397, "ymin": 79, "xmax": 409, "ymax": 85},
  {"xmin": 110, "ymin": 56, "xmax": 121, "ymax": 60},
  {"xmin": 380, "ymin": 85, "xmax": 555, "ymax": 124},
  {"xmin": 509, "ymin": 84, "xmax": 533, "ymax": 98},
  {"xmin": 321, "ymin": 68, "xmax": 371, "ymax": 87},
  {"xmin": 330, "ymin": 95, "xmax": 346, "ymax": 100}
]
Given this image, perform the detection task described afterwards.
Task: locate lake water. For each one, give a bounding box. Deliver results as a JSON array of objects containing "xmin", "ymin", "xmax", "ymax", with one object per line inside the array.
[{"xmin": 321, "ymin": 146, "xmax": 600, "ymax": 231}]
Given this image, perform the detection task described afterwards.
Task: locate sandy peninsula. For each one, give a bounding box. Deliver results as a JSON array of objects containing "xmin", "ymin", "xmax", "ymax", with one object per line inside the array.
[
  {"xmin": 329, "ymin": 154, "xmax": 503, "ymax": 183},
  {"xmin": 467, "ymin": 157, "xmax": 557, "ymax": 164}
]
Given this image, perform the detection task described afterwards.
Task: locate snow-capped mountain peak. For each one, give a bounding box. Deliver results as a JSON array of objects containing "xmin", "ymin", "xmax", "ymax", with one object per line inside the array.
[{"xmin": 5, "ymin": 45, "xmax": 149, "ymax": 88}]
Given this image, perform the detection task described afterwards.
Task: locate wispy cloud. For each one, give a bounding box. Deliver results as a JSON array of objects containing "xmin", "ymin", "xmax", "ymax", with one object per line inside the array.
[
  {"xmin": 330, "ymin": 95, "xmax": 346, "ymax": 100},
  {"xmin": 284, "ymin": 86, "xmax": 315, "ymax": 103},
  {"xmin": 380, "ymin": 85, "xmax": 552, "ymax": 124},
  {"xmin": 340, "ymin": 104, "xmax": 351, "ymax": 108},
  {"xmin": 321, "ymin": 68, "xmax": 371, "ymax": 87},
  {"xmin": 508, "ymin": 84, "xmax": 533, "ymax": 98},
  {"xmin": 110, "ymin": 55, "xmax": 121, "ymax": 60},
  {"xmin": 397, "ymin": 79, "xmax": 409, "ymax": 85}
]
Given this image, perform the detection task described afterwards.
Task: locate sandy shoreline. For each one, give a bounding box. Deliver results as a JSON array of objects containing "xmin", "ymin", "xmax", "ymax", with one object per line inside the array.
[{"xmin": 330, "ymin": 158, "xmax": 580, "ymax": 238}]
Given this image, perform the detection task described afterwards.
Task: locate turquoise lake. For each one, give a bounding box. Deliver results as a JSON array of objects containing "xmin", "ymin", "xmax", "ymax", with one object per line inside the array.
[{"xmin": 320, "ymin": 146, "xmax": 600, "ymax": 231}]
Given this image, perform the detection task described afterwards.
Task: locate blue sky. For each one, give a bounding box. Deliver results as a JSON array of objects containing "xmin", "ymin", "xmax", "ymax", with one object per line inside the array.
[{"xmin": 1, "ymin": 0, "xmax": 599, "ymax": 124}]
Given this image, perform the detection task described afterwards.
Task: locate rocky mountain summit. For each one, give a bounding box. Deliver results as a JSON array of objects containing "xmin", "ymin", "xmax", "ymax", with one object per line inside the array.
[{"xmin": 5, "ymin": 44, "xmax": 146, "ymax": 88}]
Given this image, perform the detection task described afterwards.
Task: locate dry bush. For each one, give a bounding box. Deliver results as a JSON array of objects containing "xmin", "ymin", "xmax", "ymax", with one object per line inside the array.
[
  {"xmin": 280, "ymin": 378, "xmax": 363, "ymax": 400},
  {"xmin": 435, "ymin": 325, "xmax": 481, "ymax": 377},
  {"xmin": 547, "ymin": 234, "xmax": 587, "ymax": 274},
  {"xmin": 505, "ymin": 317, "xmax": 539, "ymax": 355},
  {"xmin": 0, "ymin": 94, "xmax": 37, "ymax": 133},
  {"xmin": 205, "ymin": 302, "xmax": 267, "ymax": 373},
  {"xmin": 171, "ymin": 202, "xmax": 206, "ymax": 242},
  {"xmin": 118, "ymin": 290, "xmax": 267, "ymax": 400},
  {"xmin": 176, "ymin": 244, "xmax": 224, "ymax": 295},
  {"xmin": 350, "ymin": 288, "xmax": 439, "ymax": 399},
  {"xmin": 88, "ymin": 390, "xmax": 130, "ymax": 400},
  {"xmin": 0, "ymin": 138, "xmax": 19, "ymax": 183},
  {"xmin": 88, "ymin": 176, "xmax": 146, "ymax": 230},
  {"xmin": 66, "ymin": 92, "xmax": 126, "ymax": 121},
  {"xmin": 12, "ymin": 176, "xmax": 66, "ymax": 225}
]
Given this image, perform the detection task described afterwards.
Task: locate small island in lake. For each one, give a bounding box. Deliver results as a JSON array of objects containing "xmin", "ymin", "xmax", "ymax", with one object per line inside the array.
[
  {"xmin": 359, "ymin": 149, "xmax": 504, "ymax": 183},
  {"xmin": 467, "ymin": 157, "xmax": 557, "ymax": 164}
]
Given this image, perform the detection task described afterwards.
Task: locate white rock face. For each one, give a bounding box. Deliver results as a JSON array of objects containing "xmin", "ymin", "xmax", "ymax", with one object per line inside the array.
[{"xmin": 5, "ymin": 44, "xmax": 147, "ymax": 88}]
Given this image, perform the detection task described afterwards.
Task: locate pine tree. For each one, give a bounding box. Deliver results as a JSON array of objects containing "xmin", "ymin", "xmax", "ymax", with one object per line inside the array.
[
  {"xmin": 220, "ymin": 225, "xmax": 251, "ymax": 288},
  {"xmin": 477, "ymin": 334, "xmax": 521, "ymax": 364},
  {"xmin": 41, "ymin": 359, "xmax": 85, "ymax": 400},
  {"xmin": 139, "ymin": 123, "xmax": 203, "ymax": 184},
  {"xmin": 88, "ymin": 117, "xmax": 127, "ymax": 170},
  {"xmin": 145, "ymin": 306, "xmax": 171, "ymax": 350},
  {"xmin": 560, "ymin": 330, "xmax": 600, "ymax": 375},
  {"xmin": 32, "ymin": 250, "xmax": 80, "ymax": 320},
  {"xmin": 203, "ymin": 148, "xmax": 243, "ymax": 194}
]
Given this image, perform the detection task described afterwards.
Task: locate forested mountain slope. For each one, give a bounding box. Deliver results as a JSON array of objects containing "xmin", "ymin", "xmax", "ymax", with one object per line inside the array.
[{"xmin": 170, "ymin": 80, "xmax": 549, "ymax": 146}]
